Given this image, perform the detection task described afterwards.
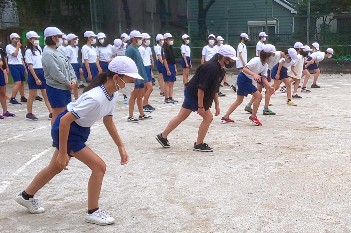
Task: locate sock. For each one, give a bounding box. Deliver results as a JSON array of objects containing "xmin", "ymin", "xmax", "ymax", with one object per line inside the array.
[
  {"xmin": 246, "ymin": 103, "xmax": 251, "ymax": 108},
  {"xmin": 264, "ymin": 107, "xmax": 269, "ymax": 110},
  {"xmin": 80, "ymin": 80, "xmax": 83, "ymax": 85},
  {"xmin": 88, "ymin": 208, "xmax": 99, "ymax": 214},
  {"xmin": 22, "ymin": 191, "xmax": 33, "ymax": 200}
]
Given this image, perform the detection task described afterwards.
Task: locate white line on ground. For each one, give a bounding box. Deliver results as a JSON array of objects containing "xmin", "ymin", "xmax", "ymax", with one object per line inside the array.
[{"xmin": 0, "ymin": 125, "xmax": 49, "ymax": 143}]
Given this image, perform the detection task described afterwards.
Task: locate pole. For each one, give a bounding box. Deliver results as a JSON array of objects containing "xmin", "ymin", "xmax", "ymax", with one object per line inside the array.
[
  {"xmin": 265, "ymin": 0, "xmax": 268, "ymax": 33},
  {"xmin": 89, "ymin": 0, "xmax": 93, "ymax": 31},
  {"xmin": 307, "ymin": 0, "xmax": 310, "ymax": 45},
  {"xmin": 151, "ymin": 0, "xmax": 155, "ymax": 42},
  {"xmin": 225, "ymin": 0, "xmax": 228, "ymax": 42}
]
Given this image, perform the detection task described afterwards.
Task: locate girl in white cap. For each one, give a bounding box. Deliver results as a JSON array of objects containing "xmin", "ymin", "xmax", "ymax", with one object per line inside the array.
[
  {"xmin": 82, "ymin": 31, "xmax": 102, "ymax": 82},
  {"xmin": 201, "ymin": 34, "xmax": 217, "ymax": 64},
  {"xmin": 215, "ymin": 35, "xmax": 230, "ymax": 87},
  {"xmin": 15, "ymin": 56, "xmax": 142, "ymax": 226},
  {"xmin": 24, "ymin": 31, "xmax": 52, "ymax": 121},
  {"xmin": 41, "ymin": 27, "xmax": 77, "ymax": 125},
  {"xmin": 66, "ymin": 33, "xmax": 85, "ymax": 91},
  {"xmin": 6, "ymin": 32, "xmax": 27, "ymax": 104},
  {"xmin": 57, "ymin": 34, "xmax": 68, "ymax": 55},
  {"xmin": 112, "ymin": 39, "xmax": 125, "ymax": 56},
  {"xmin": 233, "ymin": 33, "xmax": 249, "ymax": 92},
  {"xmin": 288, "ymin": 42, "xmax": 305, "ymax": 98},
  {"xmin": 256, "ymin": 32, "xmax": 268, "ymax": 56},
  {"xmin": 139, "ymin": 33, "xmax": 155, "ymax": 112},
  {"xmin": 162, "ymin": 33, "xmax": 178, "ymax": 103},
  {"xmin": 180, "ymin": 34, "xmax": 191, "ymax": 85},
  {"xmin": 96, "ymin": 32, "xmax": 114, "ymax": 73},
  {"xmin": 0, "ymin": 52, "xmax": 15, "ymax": 119},
  {"xmin": 221, "ymin": 45, "xmax": 273, "ymax": 126},
  {"xmin": 154, "ymin": 34, "xmax": 165, "ymax": 96}
]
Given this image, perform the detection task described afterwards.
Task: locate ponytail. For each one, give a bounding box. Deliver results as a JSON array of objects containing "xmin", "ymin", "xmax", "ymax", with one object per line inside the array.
[{"xmin": 83, "ymin": 72, "xmax": 110, "ymax": 93}]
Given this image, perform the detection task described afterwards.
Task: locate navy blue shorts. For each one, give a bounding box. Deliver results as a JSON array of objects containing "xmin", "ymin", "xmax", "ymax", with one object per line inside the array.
[
  {"xmin": 156, "ymin": 60, "xmax": 165, "ymax": 73},
  {"xmin": 83, "ymin": 63, "xmax": 99, "ymax": 82},
  {"xmin": 99, "ymin": 61, "xmax": 109, "ymax": 73},
  {"xmin": 27, "ymin": 68, "xmax": 46, "ymax": 90},
  {"xmin": 144, "ymin": 66, "xmax": 153, "ymax": 83},
  {"xmin": 135, "ymin": 83, "xmax": 145, "ymax": 89},
  {"xmin": 9, "ymin": 64, "xmax": 26, "ymax": 82},
  {"xmin": 182, "ymin": 87, "xmax": 198, "ymax": 112},
  {"xmin": 237, "ymin": 72, "xmax": 258, "ymax": 97},
  {"xmin": 271, "ymin": 65, "xmax": 288, "ymax": 80},
  {"xmin": 305, "ymin": 56, "xmax": 318, "ymax": 70},
  {"xmin": 0, "ymin": 70, "xmax": 5, "ymax": 87},
  {"xmin": 162, "ymin": 64, "xmax": 176, "ymax": 82},
  {"xmin": 71, "ymin": 63, "xmax": 81, "ymax": 80},
  {"xmin": 52, "ymin": 110, "xmax": 91, "ymax": 156},
  {"xmin": 180, "ymin": 56, "xmax": 191, "ymax": 69},
  {"xmin": 46, "ymin": 84, "xmax": 71, "ymax": 108}
]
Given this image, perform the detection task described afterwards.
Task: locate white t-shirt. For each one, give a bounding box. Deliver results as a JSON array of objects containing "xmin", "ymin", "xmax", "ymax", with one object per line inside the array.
[
  {"xmin": 25, "ymin": 47, "xmax": 43, "ymax": 69},
  {"xmin": 180, "ymin": 44, "xmax": 191, "ymax": 57},
  {"xmin": 236, "ymin": 42, "xmax": 247, "ymax": 68},
  {"xmin": 57, "ymin": 46, "xmax": 67, "ymax": 56},
  {"xmin": 96, "ymin": 45, "xmax": 113, "ymax": 62},
  {"xmin": 138, "ymin": 46, "xmax": 152, "ymax": 66},
  {"xmin": 202, "ymin": 45, "xmax": 217, "ymax": 62},
  {"xmin": 81, "ymin": 45, "xmax": 97, "ymax": 63},
  {"xmin": 68, "ymin": 85, "xmax": 118, "ymax": 127},
  {"xmin": 244, "ymin": 57, "xmax": 268, "ymax": 79},
  {"xmin": 214, "ymin": 45, "xmax": 222, "ymax": 53},
  {"xmin": 279, "ymin": 58, "xmax": 295, "ymax": 69},
  {"xmin": 112, "ymin": 43, "xmax": 127, "ymax": 57},
  {"xmin": 154, "ymin": 44, "xmax": 163, "ymax": 61},
  {"xmin": 256, "ymin": 41, "xmax": 265, "ymax": 56},
  {"xmin": 66, "ymin": 45, "xmax": 79, "ymax": 64},
  {"xmin": 6, "ymin": 44, "xmax": 23, "ymax": 65},
  {"xmin": 268, "ymin": 51, "xmax": 282, "ymax": 69},
  {"xmin": 310, "ymin": 51, "xmax": 325, "ymax": 63},
  {"xmin": 288, "ymin": 54, "xmax": 304, "ymax": 78}
]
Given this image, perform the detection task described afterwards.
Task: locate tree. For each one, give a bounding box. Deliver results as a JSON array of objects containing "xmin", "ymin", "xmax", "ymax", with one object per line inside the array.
[
  {"xmin": 121, "ymin": 0, "xmax": 132, "ymax": 32},
  {"xmin": 197, "ymin": 0, "xmax": 215, "ymax": 39}
]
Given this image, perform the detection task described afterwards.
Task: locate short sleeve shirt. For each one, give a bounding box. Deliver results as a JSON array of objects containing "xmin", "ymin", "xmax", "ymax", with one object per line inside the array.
[
  {"xmin": 256, "ymin": 41, "xmax": 265, "ymax": 57},
  {"xmin": 81, "ymin": 45, "xmax": 97, "ymax": 63},
  {"xmin": 6, "ymin": 44, "xmax": 23, "ymax": 65},
  {"xmin": 96, "ymin": 45, "xmax": 113, "ymax": 62},
  {"xmin": 202, "ymin": 45, "xmax": 217, "ymax": 62},
  {"xmin": 138, "ymin": 46, "xmax": 152, "ymax": 66},
  {"xmin": 310, "ymin": 51, "xmax": 325, "ymax": 63},
  {"xmin": 236, "ymin": 42, "xmax": 247, "ymax": 68},
  {"xmin": 180, "ymin": 44, "xmax": 191, "ymax": 57},
  {"xmin": 25, "ymin": 47, "xmax": 43, "ymax": 69},
  {"xmin": 66, "ymin": 45, "xmax": 79, "ymax": 64},
  {"xmin": 244, "ymin": 57, "xmax": 268, "ymax": 79}
]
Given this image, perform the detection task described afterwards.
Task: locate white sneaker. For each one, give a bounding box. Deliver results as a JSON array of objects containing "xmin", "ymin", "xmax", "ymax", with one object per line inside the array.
[
  {"xmin": 84, "ymin": 209, "xmax": 115, "ymax": 225},
  {"xmin": 15, "ymin": 192, "xmax": 45, "ymax": 214}
]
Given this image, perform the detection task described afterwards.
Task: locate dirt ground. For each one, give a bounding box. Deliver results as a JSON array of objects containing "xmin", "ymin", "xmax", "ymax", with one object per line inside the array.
[{"xmin": 0, "ymin": 73, "xmax": 351, "ymax": 233}]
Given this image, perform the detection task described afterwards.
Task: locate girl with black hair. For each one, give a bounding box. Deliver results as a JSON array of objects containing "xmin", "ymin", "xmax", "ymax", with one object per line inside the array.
[
  {"xmin": 82, "ymin": 31, "xmax": 102, "ymax": 82},
  {"xmin": 0, "ymin": 52, "xmax": 15, "ymax": 119},
  {"xmin": 24, "ymin": 31, "xmax": 52, "ymax": 121},
  {"xmin": 15, "ymin": 56, "xmax": 142, "ymax": 226},
  {"xmin": 96, "ymin": 32, "xmax": 114, "ymax": 73},
  {"xmin": 180, "ymin": 34, "xmax": 191, "ymax": 85}
]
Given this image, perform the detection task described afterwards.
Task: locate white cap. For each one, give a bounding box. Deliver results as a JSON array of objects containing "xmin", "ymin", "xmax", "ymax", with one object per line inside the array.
[
  {"xmin": 84, "ymin": 31, "xmax": 97, "ymax": 38},
  {"xmin": 218, "ymin": 44, "xmax": 239, "ymax": 61},
  {"xmin": 182, "ymin": 34, "xmax": 190, "ymax": 40},
  {"xmin": 10, "ymin": 33, "xmax": 20, "ymax": 40},
  {"xmin": 312, "ymin": 42, "xmax": 320, "ymax": 50},
  {"xmin": 326, "ymin": 48, "xmax": 334, "ymax": 54},
  {"xmin": 108, "ymin": 56, "xmax": 143, "ymax": 80},
  {"xmin": 208, "ymin": 34, "xmax": 215, "ymax": 39},
  {"xmin": 163, "ymin": 33, "xmax": 173, "ymax": 39},
  {"xmin": 259, "ymin": 32, "xmax": 268, "ymax": 37},
  {"xmin": 121, "ymin": 33, "xmax": 128, "ymax": 38},
  {"xmin": 26, "ymin": 31, "xmax": 40, "ymax": 39},
  {"xmin": 129, "ymin": 30, "xmax": 143, "ymax": 39},
  {"xmin": 141, "ymin": 33, "xmax": 150, "ymax": 39},
  {"xmin": 44, "ymin": 27, "xmax": 64, "ymax": 37},
  {"xmin": 294, "ymin": 42, "xmax": 304, "ymax": 49},
  {"xmin": 113, "ymin": 39, "xmax": 123, "ymax": 47},
  {"xmin": 124, "ymin": 35, "xmax": 130, "ymax": 41},
  {"xmin": 216, "ymin": 36, "xmax": 224, "ymax": 41},
  {"xmin": 262, "ymin": 44, "xmax": 276, "ymax": 53},
  {"xmin": 288, "ymin": 48, "xmax": 298, "ymax": 63},
  {"xmin": 67, "ymin": 33, "xmax": 78, "ymax": 41},
  {"xmin": 156, "ymin": 34, "xmax": 164, "ymax": 41},
  {"xmin": 97, "ymin": 32, "xmax": 106, "ymax": 39},
  {"xmin": 240, "ymin": 33, "xmax": 249, "ymax": 40},
  {"xmin": 62, "ymin": 34, "xmax": 67, "ymax": 40},
  {"xmin": 303, "ymin": 45, "xmax": 312, "ymax": 52}
]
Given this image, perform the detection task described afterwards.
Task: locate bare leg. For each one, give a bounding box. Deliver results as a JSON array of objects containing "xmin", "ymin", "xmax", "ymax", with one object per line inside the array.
[
  {"xmin": 128, "ymin": 89, "xmax": 137, "ymax": 117},
  {"xmin": 26, "ymin": 89, "xmax": 36, "ymax": 114},
  {"xmin": 196, "ymin": 110, "xmax": 213, "ymax": 145},
  {"xmin": 223, "ymin": 95, "xmax": 245, "ymax": 118},
  {"xmin": 0, "ymin": 86, "xmax": 7, "ymax": 113},
  {"xmin": 302, "ymin": 69, "xmax": 311, "ymax": 88},
  {"xmin": 142, "ymin": 82, "xmax": 153, "ymax": 106},
  {"xmin": 164, "ymin": 82, "xmax": 170, "ymax": 99},
  {"xmin": 251, "ymin": 91, "xmax": 262, "ymax": 118},
  {"xmin": 19, "ymin": 82, "xmax": 25, "ymax": 97},
  {"xmin": 51, "ymin": 107, "xmax": 66, "ymax": 126},
  {"xmin": 312, "ymin": 69, "xmax": 321, "ymax": 85},
  {"xmin": 169, "ymin": 82, "xmax": 174, "ymax": 98},
  {"xmin": 40, "ymin": 89, "xmax": 52, "ymax": 113},
  {"xmin": 158, "ymin": 72, "xmax": 164, "ymax": 94},
  {"xmin": 162, "ymin": 107, "xmax": 192, "ymax": 137},
  {"xmin": 283, "ymin": 78, "xmax": 292, "ymax": 100},
  {"xmin": 182, "ymin": 68, "xmax": 189, "ymax": 85},
  {"xmin": 136, "ymin": 88, "xmax": 145, "ymax": 115},
  {"xmin": 11, "ymin": 81, "xmax": 22, "ymax": 98}
]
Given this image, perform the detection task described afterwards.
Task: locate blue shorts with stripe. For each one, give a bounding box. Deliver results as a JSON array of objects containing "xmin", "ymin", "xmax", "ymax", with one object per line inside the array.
[
  {"xmin": 9, "ymin": 64, "xmax": 26, "ymax": 82},
  {"xmin": 27, "ymin": 68, "xmax": 46, "ymax": 89},
  {"xmin": 46, "ymin": 84, "xmax": 71, "ymax": 108},
  {"xmin": 237, "ymin": 72, "xmax": 258, "ymax": 97}
]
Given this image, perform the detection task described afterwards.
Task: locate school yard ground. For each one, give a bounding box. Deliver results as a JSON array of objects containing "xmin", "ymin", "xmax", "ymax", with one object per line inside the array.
[{"xmin": 0, "ymin": 73, "xmax": 351, "ymax": 232}]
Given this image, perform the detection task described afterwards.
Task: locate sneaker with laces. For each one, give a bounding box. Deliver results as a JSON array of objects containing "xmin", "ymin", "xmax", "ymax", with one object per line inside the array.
[
  {"xmin": 292, "ymin": 94, "xmax": 302, "ymax": 98},
  {"xmin": 35, "ymin": 96, "xmax": 43, "ymax": 101},
  {"xmin": 48, "ymin": 113, "xmax": 53, "ymax": 120},
  {"xmin": 156, "ymin": 133, "xmax": 170, "ymax": 148},
  {"xmin": 84, "ymin": 209, "xmax": 115, "ymax": 226},
  {"xmin": 263, "ymin": 109, "xmax": 276, "ymax": 115},
  {"xmin": 280, "ymin": 86, "xmax": 286, "ymax": 93},
  {"xmin": 164, "ymin": 98, "xmax": 173, "ymax": 104},
  {"xmin": 223, "ymin": 82, "xmax": 230, "ymax": 86},
  {"xmin": 143, "ymin": 106, "xmax": 153, "ymax": 112},
  {"xmin": 160, "ymin": 92, "xmax": 165, "ymax": 96},
  {"xmin": 79, "ymin": 84, "xmax": 86, "ymax": 89},
  {"xmin": 193, "ymin": 142, "xmax": 213, "ymax": 152},
  {"xmin": 139, "ymin": 114, "xmax": 152, "ymax": 120},
  {"xmin": 0, "ymin": 115, "xmax": 4, "ymax": 119},
  {"xmin": 169, "ymin": 98, "xmax": 178, "ymax": 103},
  {"xmin": 301, "ymin": 87, "xmax": 311, "ymax": 93},
  {"xmin": 26, "ymin": 113, "xmax": 38, "ymax": 121},
  {"xmin": 249, "ymin": 116, "xmax": 262, "ymax": 126},
  {"xmin": 311, "ymin": 83, "xmax": 320, "ymax": 88},
  {"xmin": 127, "ymin": 116, "xmax": 139, "ymax": 123},
  {"xmin": 10, "ymin": 98, "xmax": 21, "ymax": 105},
  {"xmin": 230, "ymin": 85, "xmax": 237, "ymax": 92},
  {"xmin": 15, "ymin": 192, "xmax": 45, "ymax": 214},
  {"xmin": 221, "ymin": 117, "xmax": 234, "ymax": 123},
  {"xmin": 244, "ymin": 105, "xmax": 252, "ymax": 114},
  {"xmin": 287, "ymin": 100, "xmax": 297, "ymax": 106},
  {"xmin": 3, "ymin": 111, "xmax": 15, "ymax": 117},
  {"xmin": 20, "ymin": 96, "xmax": 27, "ymax": 103},
  {"xmin": 218, "ymin": 92, "xmax": 226, "ymax": 97}
]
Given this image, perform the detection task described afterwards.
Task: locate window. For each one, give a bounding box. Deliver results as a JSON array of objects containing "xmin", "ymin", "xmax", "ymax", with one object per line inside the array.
[{"xmin": 247, "ymin": 20, "xmax": 277, "ymax": 40}]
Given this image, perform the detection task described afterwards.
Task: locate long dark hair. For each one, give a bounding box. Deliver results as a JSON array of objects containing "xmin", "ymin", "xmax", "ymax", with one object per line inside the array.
[
  {"xmin": 97, "ymin": 38, "xmax": 110, "ymax": 47},
  {"xmin": 83, "ymin": 70, "xmax": 124, "ymax": 93},
  {"xmin": 259, "ymin": 51, "xmax": 272, "ymax": 64},
  {"xmin": 45, "ymin": 36, "xmax": 56, "ymax": 46},
  {"xmin": 26, "ymin": 40, "xmax": 41, "ymax": 56}
]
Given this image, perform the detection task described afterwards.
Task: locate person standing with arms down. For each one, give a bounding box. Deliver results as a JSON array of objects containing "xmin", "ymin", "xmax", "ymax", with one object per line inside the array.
[
  {"xmin": 6, "ymin": 33, "xmax": 27, "ymax": 104},
  {"xmin": 180, "ymin": 34, "xmax": 191, "ymax": 85},
  {"xmin": 156, "ymin": 45, "xmax": 238, "ymax": 152},
  {"xmin": 154, "ymin": 34, "xmax": 165, "ymax": 96},
  {"xmin": 256, "ymin": 32, "xmax": 268, "ymax": 56},
  {"xmin": 162, "ymin": 33, "xmax": 178, "ymax": 103},
  {"xmin": 82, "ymin": 31, "xmax": 101, "ymax": 82}
]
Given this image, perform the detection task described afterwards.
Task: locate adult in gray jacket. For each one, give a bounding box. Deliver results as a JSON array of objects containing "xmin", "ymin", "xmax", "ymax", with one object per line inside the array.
[{"xmin": 42, "ymin": 27, "xmax": 77, "ymax": 125}]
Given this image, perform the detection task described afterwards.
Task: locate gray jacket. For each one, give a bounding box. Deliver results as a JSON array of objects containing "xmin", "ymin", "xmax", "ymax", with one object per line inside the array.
[{"xmin": 42, "ymin": 46, "xmax": 77, "ymax": 90}]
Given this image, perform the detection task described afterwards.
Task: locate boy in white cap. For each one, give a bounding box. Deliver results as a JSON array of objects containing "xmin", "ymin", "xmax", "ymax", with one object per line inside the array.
[
  {"xmin": 15, "ymin": 56, "xmax": 142, "ymax": 226},
  {"xmin": 180, "ymin": 34, "xmax": 191, "ymax": 84},
  {"xmin": 233, "ymin": 33, "xmax": 249, "ymax": 92},
  {"xmin": 139, "ymin": 32, "xmax": 155, "ymax": 112},
  {"xmin": 125, "ymin": 30, "xmax": 151, "ymax": 122},
  {"xmin": 6, "ymin": 32, "xmax": 27, "ymax": 104},
  {"xmin": 288, "ymin": 42, "xmax": 305, "ymax": 98},
  {"xmin": 66, "ymin": 33, "xmax": 85, "ymax": 89},
  {"xmin": 82, "ymin": 31, "xmax": 101, "ymax": 82},
  {"xmin": 156, "ymin": 45, "xmax": 238, "ymax": 152},
  {"xmin": 256, "ymin": 32, "xmax": 268, "ymax": 56},
  {"xmin": 201, "ymin": 34, "xmax": 217, "ymax": 64},
  {"xmin": 154, "ymin": 34, "xmax": 165, "ymax": 96},
  {"xmin": 96, "ymin": 32, "xmax": 114, "ymax": 73},
  {"xmin": 302, "ymin": 47, "xmax": 334, "ymax": 90}
]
